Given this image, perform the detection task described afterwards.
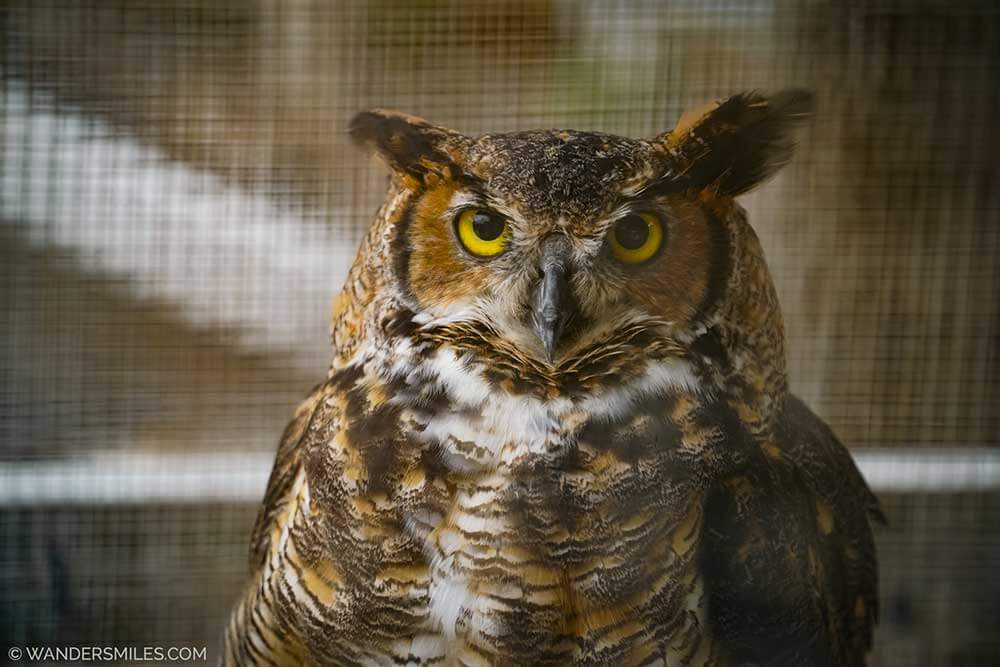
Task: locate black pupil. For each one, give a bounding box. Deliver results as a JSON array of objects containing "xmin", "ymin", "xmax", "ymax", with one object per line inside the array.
[
  {"xmin": 615, "ymin": 215, "xmax": 650, "ymax": 250},
  {"xmin": 472, "ymin": 212, "xmax": 505, "ymax": 241}
]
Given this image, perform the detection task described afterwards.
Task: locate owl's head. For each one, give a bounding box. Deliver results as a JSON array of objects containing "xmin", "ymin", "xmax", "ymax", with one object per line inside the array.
[{"xmin": 341, "ymin": 91, "xmax": 812, "ymax": 404}]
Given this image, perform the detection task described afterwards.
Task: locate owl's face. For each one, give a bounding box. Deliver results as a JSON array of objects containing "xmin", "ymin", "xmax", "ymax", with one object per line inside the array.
[
  {"xmin": 349, "ymin": 92, "xmax": 811, "ymax": 386},
  {"xmin": 395, "ymin": 130, "xmax": 721, "ymax": 364}
]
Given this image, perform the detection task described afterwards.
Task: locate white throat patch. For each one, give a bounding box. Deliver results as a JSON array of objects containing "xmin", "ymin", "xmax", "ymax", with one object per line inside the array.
[{"xmin": 400, "ymin": 344, "xmax": 700, "ymax": 472}]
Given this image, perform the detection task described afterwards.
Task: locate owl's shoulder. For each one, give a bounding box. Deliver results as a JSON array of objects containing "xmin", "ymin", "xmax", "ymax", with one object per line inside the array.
[
  {"xmin": 248, "ymin": 378, "xmax": 346, "ymax": 570},
  {"xmin": 700, "ymin": 394, "xmax": 882, "ymax": 667}
]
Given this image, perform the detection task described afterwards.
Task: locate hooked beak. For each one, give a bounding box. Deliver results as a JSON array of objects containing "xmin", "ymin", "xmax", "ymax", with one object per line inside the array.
[{"xmin": 532, "ymin": 235, "xmax": 574, "ymax": 362}]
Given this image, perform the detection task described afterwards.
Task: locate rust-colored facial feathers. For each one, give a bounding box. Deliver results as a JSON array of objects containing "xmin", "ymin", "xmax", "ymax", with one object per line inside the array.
[{"xmin": 344, "ymin": 91, "xmax": 813, "ymax": 386}]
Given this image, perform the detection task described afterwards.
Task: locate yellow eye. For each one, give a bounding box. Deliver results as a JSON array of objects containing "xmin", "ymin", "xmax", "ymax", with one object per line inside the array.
[
  {"xmin": 608, "ymin": 212, "xmax": 664, "ymax": 264},
  {"xmin": 455, "ymin": 209, "xmax": 511, "ymax": 258}
]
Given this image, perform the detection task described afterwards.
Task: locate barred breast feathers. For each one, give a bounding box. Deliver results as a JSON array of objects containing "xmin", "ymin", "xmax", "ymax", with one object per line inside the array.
[{"xmin": 337, "ymin": 311, "xmax": 717, "ymax": 654}]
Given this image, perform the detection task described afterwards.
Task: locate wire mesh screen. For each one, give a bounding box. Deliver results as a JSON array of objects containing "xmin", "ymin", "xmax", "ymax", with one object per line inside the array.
[{"xmin": 1, "ymin": 1, "xmax": 998, "ymax": 665}]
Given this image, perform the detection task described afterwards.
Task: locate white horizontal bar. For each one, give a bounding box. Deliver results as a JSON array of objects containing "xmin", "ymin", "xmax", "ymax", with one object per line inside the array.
[
  {"xmin": 0, "ymin": 451, "xmax": 272, "ymax": 506},
  {"xmin": 854, "ymin": 448, "xmax": 1000, "ymax": 493},
  {"xmin": 0, "ymin": 448, "xmax": 997, "ymax": 506}
]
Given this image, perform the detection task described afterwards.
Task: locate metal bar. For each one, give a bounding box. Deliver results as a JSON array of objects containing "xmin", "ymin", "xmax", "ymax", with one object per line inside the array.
[{"xmin": 1, "ymin": 448, "xmax": 998, "ymax": 506}]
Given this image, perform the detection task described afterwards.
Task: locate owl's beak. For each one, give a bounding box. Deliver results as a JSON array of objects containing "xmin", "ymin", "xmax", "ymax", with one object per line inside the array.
[{"xmin": 532, "ymin": 235, "xmax": 573, "ymax": 362}]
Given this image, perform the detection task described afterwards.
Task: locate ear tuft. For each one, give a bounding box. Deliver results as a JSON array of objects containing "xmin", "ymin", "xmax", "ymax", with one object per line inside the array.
[
  {"xmin": 659, "ymin": 89, "xmax": 815, "ymax": 196},
  {"xmin": 349, "ymin": 110, "xmax": 464, "ymax": 180}
]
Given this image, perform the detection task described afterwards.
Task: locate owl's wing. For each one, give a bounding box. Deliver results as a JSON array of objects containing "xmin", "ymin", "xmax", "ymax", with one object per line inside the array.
[
  {"xmin": 701, "ymin": 394, "xmax": 883, "ymax": 667},
  {"xmin": 248, "ymin": 382, "xmax": 329, "ymax": 569}
]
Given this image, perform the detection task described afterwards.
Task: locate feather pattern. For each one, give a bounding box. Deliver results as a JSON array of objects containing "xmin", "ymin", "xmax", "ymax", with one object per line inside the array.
[{"xmin": 224, "ymin": 91, "xmax": 879, "ymax": 666}]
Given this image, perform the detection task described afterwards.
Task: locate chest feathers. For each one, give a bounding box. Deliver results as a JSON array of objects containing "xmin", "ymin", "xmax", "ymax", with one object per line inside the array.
[{"xmin": 296, "ymin": 337, "xmax": 746, "ymax": 665}]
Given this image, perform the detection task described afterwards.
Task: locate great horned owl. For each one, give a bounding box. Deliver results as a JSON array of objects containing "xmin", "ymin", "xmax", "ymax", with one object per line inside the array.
[{"xmin": 224, "ymin": 91, "xmax": 881, "ymax": 666}]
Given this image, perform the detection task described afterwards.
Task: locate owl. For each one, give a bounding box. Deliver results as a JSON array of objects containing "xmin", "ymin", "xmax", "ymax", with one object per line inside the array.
[{"xmin": 223, "ymin": 90, "xmax": 882, "ymax": 666}]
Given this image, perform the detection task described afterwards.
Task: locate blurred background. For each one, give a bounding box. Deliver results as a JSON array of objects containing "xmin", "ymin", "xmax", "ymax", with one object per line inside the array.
[{"xmin": 0, "ymin": 0, "xmax": 997, "ymax": 664}]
